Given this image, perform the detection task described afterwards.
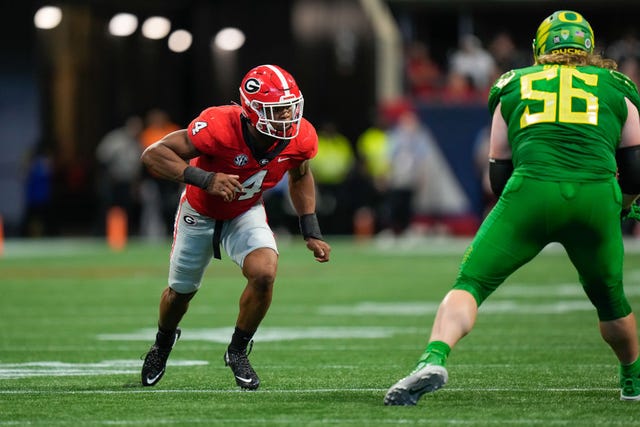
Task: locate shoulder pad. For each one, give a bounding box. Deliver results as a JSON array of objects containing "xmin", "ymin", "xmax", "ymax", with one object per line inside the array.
[
  {"xmin": 610, "ymin": 70, "xmax": 640, "ymax": 110},
  {"xmin": 488, "ymin": 70, "xmax": 517, "ymax": 114}
]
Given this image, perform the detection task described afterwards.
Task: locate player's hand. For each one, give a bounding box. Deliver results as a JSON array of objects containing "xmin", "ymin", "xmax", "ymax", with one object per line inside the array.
[
  {"xmin": 208, "ymin": 172, "xmax": 243, "ymax": 202},
  {"xmin": 622, "ymin": 204, "xmax": 640, "ymax": 221},
  {"xmin": 305, "ymin": 238, "xmax": 331, "ymax": 263}
]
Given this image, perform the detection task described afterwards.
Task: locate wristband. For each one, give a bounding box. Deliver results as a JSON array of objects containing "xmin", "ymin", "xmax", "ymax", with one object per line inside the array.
[
  {"xmin": 299, "ymin": 213, "xmax": 323, "ymax": 240},
  {"xmin": 183, "ymin": 166, "xmax": 214, "ymax": 190}
]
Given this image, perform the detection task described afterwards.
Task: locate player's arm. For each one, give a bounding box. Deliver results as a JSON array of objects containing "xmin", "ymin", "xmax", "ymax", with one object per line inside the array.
[
  {"xmin": 288, "ymin": 160, "xmax": 330, "ymax": 262},
  {"xmin": 141, "ymin": 129, "xmax": 200, "ymax": 180},
  {"xmin": 488, "ymin": 103, "xmax": 513, "ymax": 197},
  {"xmin": 617, "ymin": 97, "xmax": 640, "ymax": 213},
  {"xmin": 141, "ymin": 129, "xmax": 242, "ymax": 202}
]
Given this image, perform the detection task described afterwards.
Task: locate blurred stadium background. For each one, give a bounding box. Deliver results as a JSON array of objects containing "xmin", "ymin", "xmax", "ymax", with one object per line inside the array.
[{"xmin": 2, "ymin": 0, "xmax": 640, "ymax": 241}]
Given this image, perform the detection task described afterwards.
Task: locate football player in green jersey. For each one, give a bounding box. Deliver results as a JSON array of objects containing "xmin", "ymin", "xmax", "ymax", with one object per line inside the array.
[{"xmin": 385, "ymin": 10, "xmax": 640, "ymax": 405}]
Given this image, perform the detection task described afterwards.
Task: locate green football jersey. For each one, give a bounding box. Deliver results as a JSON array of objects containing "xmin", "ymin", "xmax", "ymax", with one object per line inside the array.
[{"xmin": 488, "ymin": 64, "xmax": 640, "ymax": 181}]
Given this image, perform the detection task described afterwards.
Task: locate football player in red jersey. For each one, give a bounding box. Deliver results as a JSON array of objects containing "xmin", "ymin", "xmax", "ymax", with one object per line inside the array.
[{"xmin": 140, "ymin": 64, "xmax": 331, "ymax": 390}]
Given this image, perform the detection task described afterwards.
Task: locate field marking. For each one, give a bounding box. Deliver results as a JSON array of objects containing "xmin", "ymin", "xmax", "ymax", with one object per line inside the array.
[
  {"xmin": 98, "ymin": 326, "xmax": 418, "ymax": 343},
  {"xmin": 0, "ymin": 360, "xmax": 207, "ymax": 379},
  {"xmin": 319, "ymin": 300, "xmax": 595, "ymax": 315},
  {"xmin": 6, "ymin": 237, "xmax": 640, "ymax": 258},
  {"xmin": 370, "ymin": 238, "xmax": 640, "ymax": 256},
  {"xmin": 0, "ymin": 386, "xmax": 619, "ymax": 395}
]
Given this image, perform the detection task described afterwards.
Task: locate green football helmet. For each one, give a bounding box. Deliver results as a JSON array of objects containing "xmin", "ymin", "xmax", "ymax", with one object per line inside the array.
[{"xmin": 532, "ymin": 10, "xmax": 594, "ymax": 60}]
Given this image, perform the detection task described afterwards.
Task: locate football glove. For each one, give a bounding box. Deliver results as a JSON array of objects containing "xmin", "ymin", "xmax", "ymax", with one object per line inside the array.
[{"xmin": 621, "ymin": 203, "xmax": 640, "ymax": 221}]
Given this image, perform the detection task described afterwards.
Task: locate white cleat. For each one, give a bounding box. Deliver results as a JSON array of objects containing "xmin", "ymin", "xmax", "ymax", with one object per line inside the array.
[{"xmin": 384, "ymin": 364, "xmax": 448, "ymax": 406}]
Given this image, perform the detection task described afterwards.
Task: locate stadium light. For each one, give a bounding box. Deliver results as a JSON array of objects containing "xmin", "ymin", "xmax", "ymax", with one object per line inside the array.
[
  {"xmin": 213, "ymin": 27, "xmax": 245, "ymax": 51},
  {"xmin": 108, "ymin": 13, "xmax": 138, "ymax": 37},
  {"xmin": 34, "ymin": 5, "xmax": 62, "ymax": 30},
  {"xmin": 141, "ymin": 16, "xmax": 171, "ymax": 40},
  {"xmin": 168, "ymin": 29, "xmax": 192, "ymax": 53}
]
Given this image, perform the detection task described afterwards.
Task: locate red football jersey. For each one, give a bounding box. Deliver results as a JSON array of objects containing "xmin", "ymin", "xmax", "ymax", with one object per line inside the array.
[{"xmin": 186, "ymin": 105, "xmax": 318, "ymax": 220}]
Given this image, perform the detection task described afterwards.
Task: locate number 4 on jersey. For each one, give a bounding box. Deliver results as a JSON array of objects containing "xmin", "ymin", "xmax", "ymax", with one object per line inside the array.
[
  {"xmin": 192, "ymin": 121, "xmax": 208, "ymax": 135},
  {"xmin": 238, "ymin": 170, "xmax": 267, "ymax": 200}
]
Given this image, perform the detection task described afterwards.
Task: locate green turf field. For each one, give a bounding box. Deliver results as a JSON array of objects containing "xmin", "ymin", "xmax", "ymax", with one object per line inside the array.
[{"xmin": 3, "ymin": 236, "xmax": 640, "ymax": 426}]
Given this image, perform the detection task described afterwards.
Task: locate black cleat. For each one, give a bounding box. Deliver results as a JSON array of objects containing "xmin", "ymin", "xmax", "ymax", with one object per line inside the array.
[
  {"xmin": 141, "ymin": 328, "xmax": 181, "ymax": 386},
  {"xmin": 224, "ymin": 342, "xmax": 260, "ymax": 390}
]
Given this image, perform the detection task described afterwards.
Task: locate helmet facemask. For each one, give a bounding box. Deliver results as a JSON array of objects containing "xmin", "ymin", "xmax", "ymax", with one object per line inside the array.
[{"xmin": 250, "ymin": 95, "xmax": 304, "ymax": 139}]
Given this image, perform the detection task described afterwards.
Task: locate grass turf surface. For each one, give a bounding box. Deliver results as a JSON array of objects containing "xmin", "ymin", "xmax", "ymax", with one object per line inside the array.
[{"xmin": 2, "ymin": 237, "xmax": 640, "ymax": 426}]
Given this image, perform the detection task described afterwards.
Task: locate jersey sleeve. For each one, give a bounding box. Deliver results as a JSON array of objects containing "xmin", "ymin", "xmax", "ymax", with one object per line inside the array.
[
  {"xmin": 295, "ymin": 120, "xmax": 319, "ymax": 160},
  {"xmin": 187, "ymin": 107, "xmax": 219, "ymax": 154},
  {"xmin": 612, "ymin": 70, "xmax": 640, "ymax": 112}
]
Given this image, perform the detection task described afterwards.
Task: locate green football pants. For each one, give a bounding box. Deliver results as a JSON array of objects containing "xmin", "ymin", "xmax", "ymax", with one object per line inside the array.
[{"xmin": 453, "ymin": 175, "xmax": 631, "ymax": 321}]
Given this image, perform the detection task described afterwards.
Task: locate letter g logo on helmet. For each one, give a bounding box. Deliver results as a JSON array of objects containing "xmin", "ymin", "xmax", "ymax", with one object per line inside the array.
[{"xmin": 244, "ymin": 78, "xmax": 261, "ymax": 93}]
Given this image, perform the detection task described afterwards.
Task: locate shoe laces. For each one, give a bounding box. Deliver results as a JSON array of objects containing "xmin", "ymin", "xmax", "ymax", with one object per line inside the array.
[
  {"xmin": 227, "ymin": 341, "xmax": 256, "ymax": 373},
  {"xmin": 141, "ymin": 344, "xmax": 171, "ymax": 365},
  {"xmin": 141, "ymin": 330, "xmax": 180, "ymax": 364}
]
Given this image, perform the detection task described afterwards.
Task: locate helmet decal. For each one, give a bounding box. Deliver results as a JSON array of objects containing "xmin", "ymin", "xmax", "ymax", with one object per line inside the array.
[
  {"xmin": 532, "ymin": 10, "xmax": 595, "ymax": 60},
  {"xmin": 244, "ymin": 78, "xmax": 261, "ymax": 94}
]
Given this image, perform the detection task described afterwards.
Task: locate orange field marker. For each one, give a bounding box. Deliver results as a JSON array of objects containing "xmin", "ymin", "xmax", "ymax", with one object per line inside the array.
[{"xmin": 106, "ymin": 207, "xmax": 127, "ymax": 251}]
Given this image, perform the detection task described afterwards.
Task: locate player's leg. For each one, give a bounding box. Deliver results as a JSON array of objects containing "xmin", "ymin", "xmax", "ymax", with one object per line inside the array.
[
  {"xmin": 561, "ymin": 181, "xmax": 640, "ymax": 400},
  {"xmin": 142, "ymin": 198, "xmax": 214, "ymax": 386},
  {"xmin": 221, "ymin": 204, "xmax": 279, "ymax": 390},
  {"xmin": 385, "ymin": 177, "xmax": 550, "ymax": 405},
  {"xmin": 236, "ymin": 248, "xmax": 278, "ymax": 336},
  {"xmin": 428, "ymin": 178, "xmax": 549, "ymax": 360}
]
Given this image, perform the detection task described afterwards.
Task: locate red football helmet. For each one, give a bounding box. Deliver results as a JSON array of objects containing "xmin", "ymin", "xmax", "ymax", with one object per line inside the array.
[{"xmin": 239, "ymin": 64, "xmax": 304, "ymax": 139}]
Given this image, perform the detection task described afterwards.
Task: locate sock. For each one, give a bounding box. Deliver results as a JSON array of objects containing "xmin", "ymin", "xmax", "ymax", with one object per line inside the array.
[
  {"xmin": 228, "ymin": 327, "xmax": 253, "ymax": 353},
  {"xmin": 620, "ymin": 357, "xmax": 640, "ymax": 377},
  {"xmin": 155, "ymin": 326, "xmax": 177, "ymax": 348},
  {"xmin": 418, "ymin": 341, "xmax": 451, "ymax": 366}
]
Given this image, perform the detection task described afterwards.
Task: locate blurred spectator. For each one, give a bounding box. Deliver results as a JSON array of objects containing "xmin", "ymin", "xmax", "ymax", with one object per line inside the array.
[
  {"xmin": 619, "ymin": 56, "xmax": 640, "ymax": 87},
  {"xmin": 472, "ymin": 124, "xmax": 496, "ymax": 218},
  {"xmin": 448, "ymin": 34, "xmax": 497, "ymax": 93},
  {"xmin": 439, "ymin": 71, "xmax": 481, "ymax": 104},
  {"xmin": 356, "ymin": 115, "xmax": 391, "ymax": 195},
  {"xmin": 262, "ymin": 173, "xmax": 297, "ymax": 237},
  {"xmin": 606, "ymin": 29, "xmax": 640, "ymax": 63},
  {"xmin": 21, "ymin": 142, "xmax": 55, "ymax": 237},
  {"xmin": 487, "ymin": 31, "xmax": 529, "ymax": 74},
  {"xmin": 311, "ymin": 122, "xmax": 356, "ymax": 234},
  {"xmin": 139, "ymin": 109, "xmax": 181, "ymax": 239},
  {"xmin": 95, "ymin": 115, "xmax": 144, "ymax": 235},
  {"xmin": 411, "ymin": 115, "xmax": 476, "ymax": 236},
  {"xmin": 354, "ymin": 110, "xmax": 392, "ymax": 237},
  {"xmin": 140, "ymin": 109, "xmax": 181, "ymax": 149},
  {"xmin": 405, "ymin": 41, "xmax": 443, "ymax": 99},
  {"xmin": 379, "ymin": 109, "xmax": 430, "ymax": 236}
]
